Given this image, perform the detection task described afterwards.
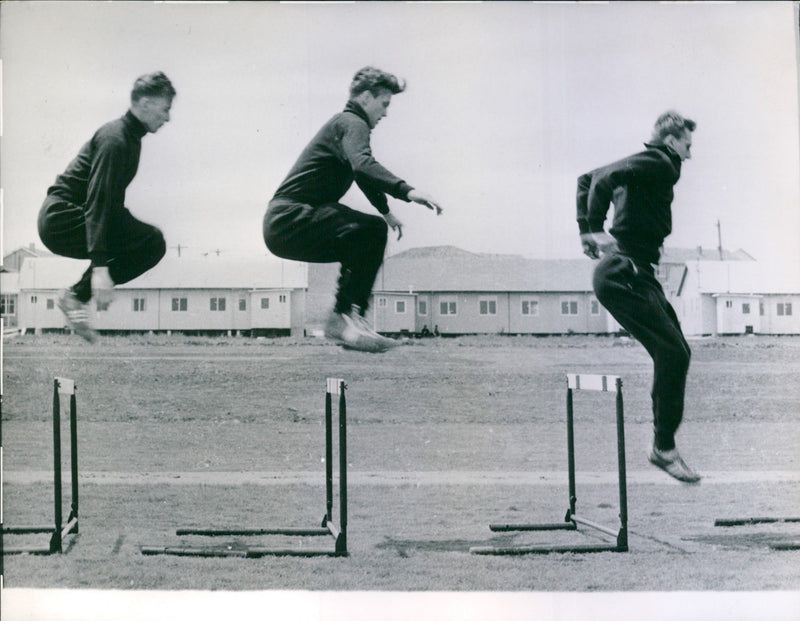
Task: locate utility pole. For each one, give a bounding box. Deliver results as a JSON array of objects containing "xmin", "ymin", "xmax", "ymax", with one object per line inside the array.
[{"xmin": 716, "ymin": 220, "xmax": 723, "ymax": 260}]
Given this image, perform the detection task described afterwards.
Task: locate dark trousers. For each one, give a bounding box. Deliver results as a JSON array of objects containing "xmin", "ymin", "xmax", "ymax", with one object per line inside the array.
[
  {"xmin": 38, "ymin": 199, "xmax": 166, "ymax": 303},
  {"xmin": 593, "ymin": 252, "xmax": 691, "ymax": 451},
  {"xmin": 263, "ymin": 199, "xmax": 388, "ymax": 314}
]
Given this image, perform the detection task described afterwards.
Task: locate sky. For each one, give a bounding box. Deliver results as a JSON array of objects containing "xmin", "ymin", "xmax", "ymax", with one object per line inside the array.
[{"xmin": 2, "ymin": 1, "xmax": 799, "ymax": 290}]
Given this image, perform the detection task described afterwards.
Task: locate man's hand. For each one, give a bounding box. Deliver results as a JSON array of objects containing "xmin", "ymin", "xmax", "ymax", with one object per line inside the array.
[
  {"xmin": 91, "ymin": 266, "xmax": 115, "ymax": 311},
  {"xmin": 384, "ymin": 212, "xmax": 404, "ymax": 240},
  {"xmin": 580, "ymin": 232, "xmax": 618, "ymax": 259},
  {"xmin": 407, "ymin": 189, "xmax": 443, "ymax": 215}
]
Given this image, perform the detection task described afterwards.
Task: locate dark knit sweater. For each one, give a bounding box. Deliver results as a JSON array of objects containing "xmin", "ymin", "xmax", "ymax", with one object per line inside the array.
[
  {"xmin": 43, "ymin": 110, "xmax": 148, "ymax": 266},
  {"xmin": 272, "ymin": 101, "xmax": 413, "ymax": 215},
  {"xmin": 576, "ymin": 143, "xmax": 682, "ymax": 264}
]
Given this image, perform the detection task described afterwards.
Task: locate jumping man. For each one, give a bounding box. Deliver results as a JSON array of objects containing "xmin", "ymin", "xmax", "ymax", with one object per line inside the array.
[
  {"xmin": 264, "ymin": 66, "xmax": 443, "ymax": 353},
  {"xmin": 38, "ymin": 71, "xmax": 175, "ymax": 342},
  {"xmin": 577, "ymin": 111, "xmax": 700, "ymax": 483}
]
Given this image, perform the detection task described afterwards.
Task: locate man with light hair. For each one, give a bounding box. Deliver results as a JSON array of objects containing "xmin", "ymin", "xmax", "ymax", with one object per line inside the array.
[
  {"xmin": 264, "ymin": 66, "xmax": 443, "ymax": 353},
  {"xmin": 38, "ymin": 71, "xmax": 176, "ymax": 342},
  {"xmin": 576, "ymin": 111, "xmax": 700, "ymax": 483}
]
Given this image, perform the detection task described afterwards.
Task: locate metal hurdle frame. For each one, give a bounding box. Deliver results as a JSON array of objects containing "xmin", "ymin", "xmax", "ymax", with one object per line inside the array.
[
  {"xmin": 471, "ymin": 373, "xmax": 628, "ymax": 555},
  {"xmin": 141, "ymin": 378, "xmax": 348, "ymax": 558},
  {"xmin": 3, "ymin": 378, "xmax": 79, "ymax": 555}
]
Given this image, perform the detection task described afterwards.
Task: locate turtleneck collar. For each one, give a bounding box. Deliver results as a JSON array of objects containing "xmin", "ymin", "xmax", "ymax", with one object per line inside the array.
[
  {"xmin": 644, "ymin": 141, "xmax": 681, "ymax": 167},
  {"xmin": 343, "ymin": 100, "xmax": 371, "ymax": 127},
  {"xmin": 124, "ymin": 109, "xmax": 149, "ymax": 139}
]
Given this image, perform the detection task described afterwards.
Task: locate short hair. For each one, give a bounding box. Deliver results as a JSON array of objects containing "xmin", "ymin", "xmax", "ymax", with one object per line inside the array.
[
  {"xmin": 651, "ymin": 110, "xmax": 696, "ymax": 142},
  {"xmin": 131, "ymin": 72, "xmax": 176, "ymax": 103},
  {"xmin": 349, "ymin": 67, "xmax": 406, "ymax": 99}
]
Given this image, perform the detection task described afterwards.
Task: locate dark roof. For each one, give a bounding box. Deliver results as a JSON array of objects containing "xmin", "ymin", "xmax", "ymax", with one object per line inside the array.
[
  {"xmin": 380, "ymin": 246, "xmax": 596, "ymax": 293},
  {"xmin": 18, "ymin": 256, "xmax": 307, "ymax": 290}
]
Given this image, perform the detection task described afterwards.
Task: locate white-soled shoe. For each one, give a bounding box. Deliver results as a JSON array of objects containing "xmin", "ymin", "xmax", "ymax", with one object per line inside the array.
[
  {"xmin": 324, "ymin": 307, "xmax": 396, "ymax": 353},
  {"xmin": 57, "ymin": 290, "xmax": 98, "ymax": 343},
  {"xmin": 648, "ymin": 444, "xmax": 701, "ymax": 484},
  {"xmin": 347, "ymin": 307, "xmax": 398, "ymax": 352}
]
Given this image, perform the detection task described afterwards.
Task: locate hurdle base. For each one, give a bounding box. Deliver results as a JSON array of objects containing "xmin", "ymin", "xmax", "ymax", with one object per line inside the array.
[
  {"xmin": 714, "ymin": 517, "xmax": 800, "ymax": 527},
  {"xmin": 176, "ymin": 526, "xmax": 330, "ymax": 537},
  {"xmin": 1, "ymin": 546, "xmax": 59, "ymax": 556},
  {"xmin": 2, "ymin": 515, "xmax": 79, "ymax": 555},
  {"xmin": 769, "ymin": 542, "xmax": 800, "ymax": 551},
  {"xmin": 477, "ymin": 510, "xmax": 628, "ymax": 555},
  {"xmin": 471, "ymin": 542, "xmax": 627, "ymax": 555},
  {"xmin": 143, "ymin": 516, "xmax": 348, "ymax": 558},
  {"xmin": 490, "ymin": 522, "xmax": 577, "ymax": 532},
  {"xmin": 141, "ymin": 545, "xmax": 343, "ymax": 558}
]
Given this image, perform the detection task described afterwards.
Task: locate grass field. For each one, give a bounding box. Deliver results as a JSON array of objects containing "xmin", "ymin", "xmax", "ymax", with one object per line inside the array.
[{"xmin": 2, "ymin": 333, "xmax": 799, "ymax": 610}]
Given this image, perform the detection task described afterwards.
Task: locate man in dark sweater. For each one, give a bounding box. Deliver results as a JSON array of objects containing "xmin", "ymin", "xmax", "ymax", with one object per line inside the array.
[
  {"xmin": 264, "ymin": 66, "xmax": 442, "ymax": 352},
  {"xmin": 38, "ymin": 71, "xmax": 175, "ymax": 342},
  {"xmin": 577, "ymin": 111, "xmax": 700, "ymax": 483}
]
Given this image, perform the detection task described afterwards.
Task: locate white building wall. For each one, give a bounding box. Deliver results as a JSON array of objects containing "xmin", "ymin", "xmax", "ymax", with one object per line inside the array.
[
  {"xmin": 94, "ymin": 290, "xmax": 161, "ymax": 331},
  {"xmin": 249, "ymin": 289, "xmax": 293, "ymax": 329},
  {"xmin": 759, "ymin": 295, "xmax": 800, "ymax": 335},
  {"xmin": 714, "ymin": 295, "xmax": 762, "ymax": 335},
  {"xmin": 19, "ymin": 290, "xmax": 63, "ymax": 332},
  {"xmin": 372, "ymin": 293, "xmax": 417, "ymax": 333}
]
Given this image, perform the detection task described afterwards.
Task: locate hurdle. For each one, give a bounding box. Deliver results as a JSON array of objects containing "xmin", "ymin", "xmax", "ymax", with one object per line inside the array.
[
  {"xmin": 471, "ymin": 373, "xmax": 628, "ymax": 555},
  {"xmin": 3, "ymin": 378, "xmax": 79, "ymax": 555},
  {"xmin": 713, "ymin": 517, "xmax": 800, "ymax": 551},
  {"xmin": 141, "ymin": 378, "xmax": 348, "ymax": 558}
]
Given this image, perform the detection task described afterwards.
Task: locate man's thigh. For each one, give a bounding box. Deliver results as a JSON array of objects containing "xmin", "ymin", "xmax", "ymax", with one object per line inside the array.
[{"xmin": 267, "ymin": 201, "xmax": 383, "ymax": 263}]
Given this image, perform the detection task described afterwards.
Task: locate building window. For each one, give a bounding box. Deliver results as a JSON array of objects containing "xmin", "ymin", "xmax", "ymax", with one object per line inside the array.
[
  {"xmin": 239, "ymin": 298, "xmax": 247, "ymax": 311},
  {"xmin": 1, "ymin": 295, "xmax": 16, "ymax": 316},
  {"xmin": 396, "ymin": 300, "xmax": 406, "ymax": 313},
  {"xmin": 760, "ymin": 303, "xmax": 765, "ymax": 316},
  {"xmin": 777, "ymin": 303, "xmax": 793, "ymax": 316},
  {"xmin": 133, "ymin": 298, "xmax": 146, "ymax": 312},
  {"xmin": 590, "ymin": 300, "xmax": 600, "ymax": 315},
  {"xmin": 742, "ymin": 303, "xmax": 750, "ymax": 315},
  {"xmin": 31, "ymin": 295, "xmax": 38, "ymax": 304},
  {"xmin": 172, "ymin": 297, "xmax": 188, "ymax": 311},
  {"xmin": 418, "ymin": 299, "xmax": 428, "ymax": 316},
  {"xmin": 261, "ymin": 297, "xmax": 270, "ymax": 310},
  {"xmin": 560, "ymin": 299, "xmax": 579, "ymax": 315},
  {"xmin": 378, "ymin": 297, "xmax": 387, "ymax": 308},
  {"xmin": 479, "ymin": 298, "xmax": 497, "ymax": 315},
  {"xmin": 725, "ymin": 300, "xmax": 733, "ymax": 308},
  {"xmin": 210, "ymin": 297, "xmax": 226, "ymax": 311},
  {"xmin": 279, "ymin": 295, "xmax": 287, "ymax": 303},
  {"xmin": 47, "ymin": 298, "xmax": 55, "ymax": 310},
  {"xmin": 521, "ymin": 299, "xmax": 539, "ymax": 316},
  {"xmin": 439, "ymin": 298, "xmax": 457, "ymax": 315}
]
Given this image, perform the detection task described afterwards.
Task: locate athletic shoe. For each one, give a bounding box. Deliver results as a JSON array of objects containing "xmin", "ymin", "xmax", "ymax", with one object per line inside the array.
[
  {"xmin": 348, "ymin": 306, "xmax": 398, "ymax": 352},
  {"xmin": 57, "ymin": 290, "xmax": 98, "ymax": 343},
  {"xmin": 648, "ymin": 444, "xmax": 701, "ymax": 484},
  {"xmin": 323, "ymin": 307, "xmax": 395, "ymax": 353}
]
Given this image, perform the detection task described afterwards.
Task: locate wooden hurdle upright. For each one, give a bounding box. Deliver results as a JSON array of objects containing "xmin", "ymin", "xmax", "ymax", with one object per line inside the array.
[
  {"xmin": 471, "ymin": 373, "xmax": 628, "ymax": 555},
  {"xmin": 3, "ymin": 378, "xmax": 80, "ymax": 555}
]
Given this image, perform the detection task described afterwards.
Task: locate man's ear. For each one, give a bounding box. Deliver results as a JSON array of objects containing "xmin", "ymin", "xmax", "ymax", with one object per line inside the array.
[{"xmin": 353, "ymin": 90, "xmax": 372, "ymax": 106}]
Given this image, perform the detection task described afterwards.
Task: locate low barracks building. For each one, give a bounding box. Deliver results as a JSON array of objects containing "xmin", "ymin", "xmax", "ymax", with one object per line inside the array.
[
  {"xmin": 368, "ymin": 246, "xmax": 612, "ymax": 335},
  {"xmin": 9, "ymin": 255, "xmax": 307, "ymax": 336},
  {"xmin": 3, "ymin": 245, "xmax": 798, "ymax": 337}
]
